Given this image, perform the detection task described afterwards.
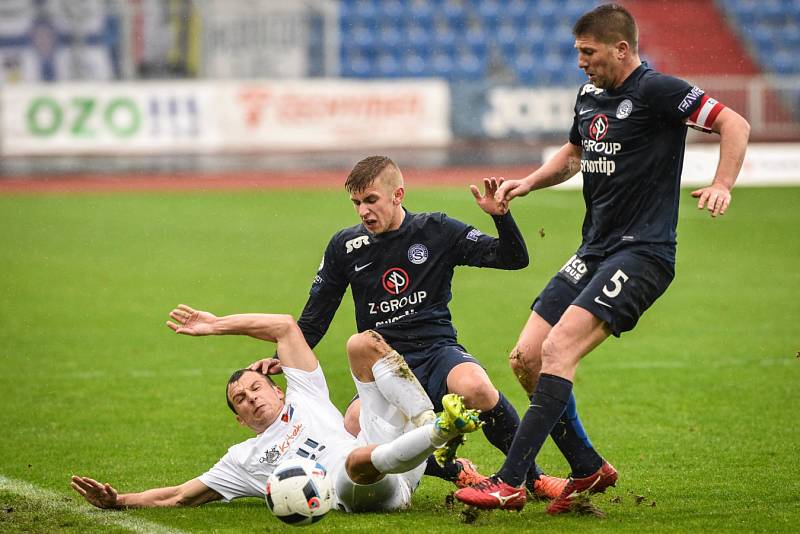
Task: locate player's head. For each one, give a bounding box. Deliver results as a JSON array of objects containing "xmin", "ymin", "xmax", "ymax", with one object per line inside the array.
[
  {"xmin": 572, "ymin": 4, "xmax": 640, "ymax": 90},
  {"xmin": 226, "ymin": 369, "xmax": 284, "ymax": 433},
  {"xmin": 345, "ymin": 155, "xmax": 405, "ymax": 235}
]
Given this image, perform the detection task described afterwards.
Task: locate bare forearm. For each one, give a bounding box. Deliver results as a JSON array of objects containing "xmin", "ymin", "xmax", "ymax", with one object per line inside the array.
[
  {"xmin": 117, "ymin": 486, "xmax": 185, "ymax": 508},
  {"xmin": 712, "ymin": 111, "xmax": 750, "ymax": 190},
  {"xmin": 524, "ymin": 143, "xmax": 582, "ymax": 191},
  {"xmin": 213, "ymin": 313, "xmax": 296, "ymax": 343},
  {"xmin": 116, "ymin": 479, "xmax": 220, "ymax": 509}
]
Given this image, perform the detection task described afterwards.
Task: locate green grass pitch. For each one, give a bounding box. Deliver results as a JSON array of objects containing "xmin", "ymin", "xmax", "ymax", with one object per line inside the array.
[{"xmin": 0, "ymin": 185, "xmax": 798, "ymax": 532}]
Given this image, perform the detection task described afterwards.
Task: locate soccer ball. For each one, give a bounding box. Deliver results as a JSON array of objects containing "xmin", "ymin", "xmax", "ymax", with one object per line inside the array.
[{"xmin": 265, "ymin": 458, "xmax": 334, "ymax": 525}]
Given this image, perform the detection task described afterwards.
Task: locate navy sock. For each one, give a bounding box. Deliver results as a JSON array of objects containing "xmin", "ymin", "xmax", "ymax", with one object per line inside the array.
[
  {"xmin": 480, "ymin": 392, "xmax": 543, "ymax": 480},
  {"xmin": 549, "ymin": 392, "xmax": 603, "ymax": 478},
  {"xmin": 496, "ymin": 374, "xmax": 573, "ymax": 487}
]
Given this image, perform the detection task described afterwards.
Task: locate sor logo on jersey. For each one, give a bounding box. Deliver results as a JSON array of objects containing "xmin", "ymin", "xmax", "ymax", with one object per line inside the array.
[
  {"xmin": 382, "ymin": 268, "xmax": 409, "ymax": 295},
  {"xmin": 407, "ymin": 244, "xmax": 428, "ymax": 265},
  {"xmin": 616, "ymin": 99, "xmax": 632, "ymax": 119},
  {"xmin": 589, "ymin": 114, "xmax": 609, "ymax": 140},
  {"xmin": 345, "ymin": 236, "xmax": 370, "ymax": 254},
  {"xmin": 580, "ymin": 83, "xmax": 604, "ymax": 96}
]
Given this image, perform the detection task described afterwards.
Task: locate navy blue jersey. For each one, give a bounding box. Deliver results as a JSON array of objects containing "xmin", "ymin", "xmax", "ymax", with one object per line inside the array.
[
  {"xmin": 297, "ymin": 210, "xmax": 528, "ymax": 354},
  {"xmin": 569, "ymin": 63, "xmax": 706, "ymax": 260}
]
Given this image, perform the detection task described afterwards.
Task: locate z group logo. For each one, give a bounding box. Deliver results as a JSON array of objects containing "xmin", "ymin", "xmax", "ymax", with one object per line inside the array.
[
  {"xmin": 589, "ymin": 114, "xmax": 609, "ymax": 140},
  {"xmin": 382, "ymin": 268, "xmax": 409, "ymax": 295}
]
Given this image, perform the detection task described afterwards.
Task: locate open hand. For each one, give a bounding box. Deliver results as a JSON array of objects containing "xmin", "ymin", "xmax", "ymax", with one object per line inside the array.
[
  {"xmin": 71, "ymin": 475, "xmax": 121, "ymax": 509},
  {"xmin": 691, "ymin": 183, "xmax": 732, "ymax": 217},
  {"xmin": 166, "ymin": 304, "xmax": 218, "ymax": 336},
  {"xmin": 471, "ymin": 177, "xmax": 509, "ymax": 216}
]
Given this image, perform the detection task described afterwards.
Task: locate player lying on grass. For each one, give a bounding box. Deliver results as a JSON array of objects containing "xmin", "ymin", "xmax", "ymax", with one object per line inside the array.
[{"xmin": 71, "ymin": 305, "xmax": 481, "ymax": 512}]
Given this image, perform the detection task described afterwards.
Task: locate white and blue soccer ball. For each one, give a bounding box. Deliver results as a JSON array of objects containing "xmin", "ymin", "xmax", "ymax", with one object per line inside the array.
[{"xmin": 265, "ymin": 458, "xmax": 333, "ymax": 525}]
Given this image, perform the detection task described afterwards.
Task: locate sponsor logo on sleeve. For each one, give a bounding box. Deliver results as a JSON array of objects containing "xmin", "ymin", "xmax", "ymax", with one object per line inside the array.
[
  {"xmin": 678, "ymin": 86, "xmax": 705, "ymax": 113},
  {"xmin": 407, "ymin": 244, "xmax": 429, "ymax": 264},
  {"xmin": 466, "ymin": 228, "xmax": 483, "ymax": 242}
]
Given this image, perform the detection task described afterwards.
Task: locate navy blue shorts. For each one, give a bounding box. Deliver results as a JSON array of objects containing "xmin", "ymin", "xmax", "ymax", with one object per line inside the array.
[
  {"xmin": 402, "ymin": 340, "xmax": 481, "ymax": 411},
  {"xmin": 533, "ymin": 247, "xmax": 675, "ymax": 336}
]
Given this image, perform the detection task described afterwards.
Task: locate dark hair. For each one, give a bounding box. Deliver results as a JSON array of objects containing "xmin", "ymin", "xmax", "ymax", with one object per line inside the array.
[
  {"xmin": 345, "ymin": 155, "xmax": 399, "ymax": 194},
  {"xmin": 225, "ymin": 369, "xmax": 276, "ymax": 414},
  {"xmin": 573, "ymin": 4, "xmax": 638, "ymax": 54}
]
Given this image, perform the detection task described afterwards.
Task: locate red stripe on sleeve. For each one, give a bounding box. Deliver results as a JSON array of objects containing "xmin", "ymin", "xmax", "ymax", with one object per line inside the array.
[
  {"xmin": 705, "ymin": 101, "xmax": 725, "ymax": 128},
  {"xmin": 688, "ymin": 94, "xmax": 709, "ymax": 123}
]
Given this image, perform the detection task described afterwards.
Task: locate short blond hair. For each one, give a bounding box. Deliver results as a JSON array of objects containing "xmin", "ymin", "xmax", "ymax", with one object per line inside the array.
[{"xmin": 345, "ymin": 156, "xmax": 403, "ymax": 194}]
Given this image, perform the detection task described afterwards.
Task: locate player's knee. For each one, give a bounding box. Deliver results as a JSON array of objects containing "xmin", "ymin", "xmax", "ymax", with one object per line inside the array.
[
  {"xmin": 344, "ymin": 402, "xmax": 361, "ymax": 437},
  {"xmin": 458, "ymin": 378, "xmax": 499, "ymax": 411},
  {"xmin": 540, "ymin": 332, "xmax": 574, "ymax": 376},
  {"xmin": 509, "ymin": 345, "xmax": 541, "ymax": 393},
  {"xmin": 345, "ymin": 449, "xmax": 380, "ymax": 485},
  {"xmin": 346, "ymin": 330, "xmax": 389, "ymax": 363}
]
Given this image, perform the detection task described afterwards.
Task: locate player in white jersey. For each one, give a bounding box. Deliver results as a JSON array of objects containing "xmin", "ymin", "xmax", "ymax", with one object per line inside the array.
[{"xmin": 70, "ymin": 305, "xmax": 482, "ymax": 513}]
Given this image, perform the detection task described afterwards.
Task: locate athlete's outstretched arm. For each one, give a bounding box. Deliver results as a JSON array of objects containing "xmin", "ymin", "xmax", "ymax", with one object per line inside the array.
[
  {"xmin": 70, "ymin": 476, "xmax": 221, "ymax": 509},
  {"xmin": 167, "ymin": 304, "xmax": 318, "ymax": 372},
  {"xmin": 690, "ymin": 107, "xmax": 750, "ymax": 217},
  {"xmin": 495, "ymin": 142, "xmax": 583, "ymax": 203}
]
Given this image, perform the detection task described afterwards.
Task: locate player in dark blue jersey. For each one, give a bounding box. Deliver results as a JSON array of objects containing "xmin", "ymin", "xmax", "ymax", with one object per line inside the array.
[
  {"xmin": 455, "ymin": 3, "xmax": 750, "ymax": 514},
  {"xmin": 293, "ymin": 155, "xmax": 567, "ymax": 497}
]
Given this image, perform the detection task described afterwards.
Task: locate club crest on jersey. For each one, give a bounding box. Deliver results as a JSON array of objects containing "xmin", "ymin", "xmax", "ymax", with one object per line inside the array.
[
  {"xmin": 589, "ymin": 114, "xmax": 609, "ymax": 140},
  {"xmin": 616, "ymin": 99, "xmax": 632, "ymax": 119},
  {"xmin": 345, "ymin": 235, "xmax": 370, "ymax": 254},
  {"xmin": 382, "ymin": 268, "xmax": 409, "ymax": 295},
  {"xmin": 407, "ymin": 244, "xmax": 428, "ymax": 265},
  {"xmin": 260, "ymin": 446, "xmax": 282, "ymax": 465}
]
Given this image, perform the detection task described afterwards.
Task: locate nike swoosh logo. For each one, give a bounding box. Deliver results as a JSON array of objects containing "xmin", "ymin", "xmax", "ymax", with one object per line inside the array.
[
  {"xmin": 489, "ymin": 491, "xmax": 521, "ymax": 505},
  {"xmin": 354, "ymin": 262, "xmax": 373, "ymax": 272},
  {"xmin": 594, "ymin": 296, "xmax": 612, "ymax": 308},
  {"xmin": 579, "ymin": 107, "xmax": 595, "ymax": 115}
]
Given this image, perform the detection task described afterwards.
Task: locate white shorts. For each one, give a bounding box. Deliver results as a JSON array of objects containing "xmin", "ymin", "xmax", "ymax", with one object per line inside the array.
[{"xmin": 332, "ymin": 376, "xmax": 426, "ymax": 513}]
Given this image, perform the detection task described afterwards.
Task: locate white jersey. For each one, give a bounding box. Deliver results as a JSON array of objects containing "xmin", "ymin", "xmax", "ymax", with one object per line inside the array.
[{"xmin": 199, "ymin": 365, "xmax": 358, "ymax": 508}]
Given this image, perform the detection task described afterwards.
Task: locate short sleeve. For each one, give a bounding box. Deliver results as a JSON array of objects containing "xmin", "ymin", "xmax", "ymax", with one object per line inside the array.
[
  {"xmin": 641, "ymin": 73, "xmax": 704, "ymax": 123},
  {"xmin": 283, "ymin": 364, "xmax": 330, "ymax": 401},
  {"xmin": 198, "ymin": 452, "xmax": 255, "ymax": 502}
]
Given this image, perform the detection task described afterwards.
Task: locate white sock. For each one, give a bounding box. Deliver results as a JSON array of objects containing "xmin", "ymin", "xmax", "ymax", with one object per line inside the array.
[
  {"xmin": 370, "ymin": 425, "xmax": 441, "ymax": 474},
  {"xmin": 372, "ymin": 351, "xmax": 434, "ymax": 426}
]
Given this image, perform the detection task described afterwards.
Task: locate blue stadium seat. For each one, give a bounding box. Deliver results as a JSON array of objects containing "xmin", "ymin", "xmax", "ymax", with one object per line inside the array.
[
  {"xmin": 430, "ymin": 49, "xmax": 456, "ymax": 78},
  {"xmin": 375, "ymin": 50, "xmax": 401, "ymax": 78},
  {"xmin": 403, "ymin": 50, "xmax": 430, "ymax": 77},
  {"xmin": 408, "ymin": 0, "xmax": 434, "ymax": 20},
  {"xmin": 453, "ymin": 49, "xmax": 485, "ymax": 80}
]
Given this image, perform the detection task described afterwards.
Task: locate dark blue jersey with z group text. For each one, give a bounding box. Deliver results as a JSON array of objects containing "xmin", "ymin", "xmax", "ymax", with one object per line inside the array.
[
  {"xmin": 297, "ymin": 210, "xmax": 528, "ymax": 354},
  {"xmin": 569, "ymin": 63, "xmax": 706, "ymax": 261}
]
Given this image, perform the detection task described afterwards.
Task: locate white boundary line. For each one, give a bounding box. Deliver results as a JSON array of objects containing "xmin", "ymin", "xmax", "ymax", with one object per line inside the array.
[{"xmin": 0, "ymin": 475, "xmax": 190, "ymax": 534}]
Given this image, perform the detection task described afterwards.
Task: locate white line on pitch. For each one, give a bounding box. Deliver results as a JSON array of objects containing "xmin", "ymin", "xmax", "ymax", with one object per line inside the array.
[{"xmin": 0, "ymin": 475, "xmax": 190, "ymax": 534}]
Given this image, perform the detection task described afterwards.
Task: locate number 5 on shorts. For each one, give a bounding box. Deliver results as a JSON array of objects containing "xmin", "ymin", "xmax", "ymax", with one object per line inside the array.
[{"xmin": 602, "ymin": 269, "xmax": 629, "ymax": 298}]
